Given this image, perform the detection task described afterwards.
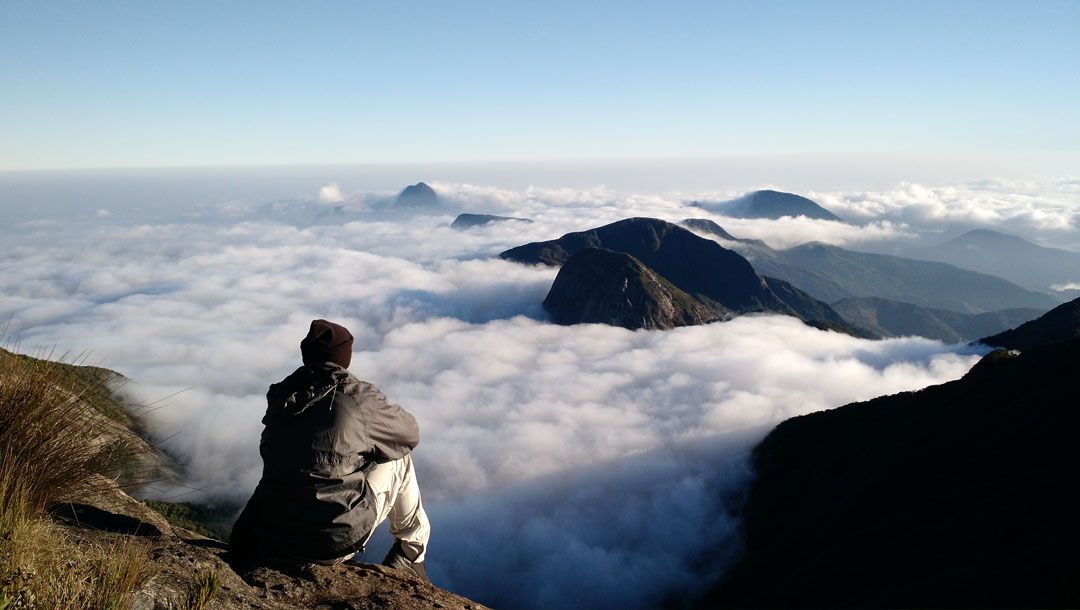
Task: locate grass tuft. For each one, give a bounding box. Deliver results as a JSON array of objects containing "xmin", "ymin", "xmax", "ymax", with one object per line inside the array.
[
  {"xmin": 1, "ymin": 347, "xmax": 156, "ymax": 608},
  {"xmin": 167, "ymin": 568, "xmax": 220, "ymax": 610}
]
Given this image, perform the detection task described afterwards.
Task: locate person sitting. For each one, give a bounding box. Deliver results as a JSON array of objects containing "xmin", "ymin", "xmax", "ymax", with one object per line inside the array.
[{"xmin": 230, "ymin": 319, "xmax": 430, "ymax": 581}]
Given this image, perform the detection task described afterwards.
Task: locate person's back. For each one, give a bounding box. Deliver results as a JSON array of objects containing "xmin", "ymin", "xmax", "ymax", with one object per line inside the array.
[{"xmin": 231, "ymin": 319, "xmax": 430, "ymax": 581}]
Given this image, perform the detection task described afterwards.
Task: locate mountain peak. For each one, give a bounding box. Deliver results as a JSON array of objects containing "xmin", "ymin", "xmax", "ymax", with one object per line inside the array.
[
  {"xmin": 543, "ymin": 248, "xmax": 726, "ymax": 329},
  {"xmin": 691, "ymin": 190, "xmax": 842, "ymax": 222},
  {"xmin": 682, "ymin": 218, "xmax": 739, "ymax": 241},
  {"xmin": 393, "ymin": 181, "xmax": 439, "ymax": 208},
  {"xmin": 501, "ymin": 216, "xmax": 860, "ymax": 334},
  {"xmin": 951, "ymin": 228, "xmax": 1031, "ymax": 246}
]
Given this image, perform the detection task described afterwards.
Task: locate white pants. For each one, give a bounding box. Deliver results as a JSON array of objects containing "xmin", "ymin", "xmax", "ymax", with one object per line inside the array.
[{"xmin": 362, "ymin": 452, "xmax": 430, "ymax": 563}]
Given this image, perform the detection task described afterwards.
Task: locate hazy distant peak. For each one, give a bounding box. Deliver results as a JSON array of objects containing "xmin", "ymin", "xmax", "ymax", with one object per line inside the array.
[
  {"xmin": 451, "ymin": 213, "xmax": 533, "ymax": 229},
  {"xmin": 950, "ymin": 228, "xmax": 1031, "ymax": 245},
  {"xmin": 785, "ymin": 241, "xmax": 841, "ymax": 253},
  {"xmin": 690, "ymin": 189, "xmax": 842, "ymax": 222},
  {"xmin": 681, "ymin": 218, "xmax": 739, "ymax": 241},
  {"xmin": 393, "ymin": 181, "xmax": 439, "ymax": 208},
  {"xmin": 742, "ymin": 190, "xmax": 842, "ymax": 221},
  {"xmin": 918, "ymin": 226, "xmax": 1080, "ymax": 293}
]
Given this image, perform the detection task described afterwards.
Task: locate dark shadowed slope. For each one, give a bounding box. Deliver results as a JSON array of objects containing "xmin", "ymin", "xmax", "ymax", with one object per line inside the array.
[
  {"xmin": 917, "ymin": 229, "xmax": 1080, "ymax": 293},
  {"xmin": 832, "ymin": 297, "xmax": 1042, "ymax": 342},
  {"xmin": 690, "ymin": 190, "xmax": 842, "ymax": 221},
  {"xmin": 705, "ymin": 336, "xmax": 1080, "ymax": 609},
  {"xmin": 543, "ymin": 248, "xmax": 726, "ymax": 329},
  {"xmin": 981, "ymin": 296, "xmax": 1080, "ymax": 350},
  {"xmin": 392, "ymin": 181, "xmax": 439, "ymax": 208},
  {"xmin": 501, "ymin": 217, "xmax": 859, "ymax": 333}
]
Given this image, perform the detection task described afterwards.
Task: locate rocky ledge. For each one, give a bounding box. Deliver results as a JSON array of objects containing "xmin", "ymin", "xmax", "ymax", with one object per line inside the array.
[{"xmin": 55, "ymin": 476, "xmax": 487, "ymax": 610}]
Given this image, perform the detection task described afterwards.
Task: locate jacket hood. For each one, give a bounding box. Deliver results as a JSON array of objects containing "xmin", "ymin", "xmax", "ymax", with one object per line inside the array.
[{"xmin": 265, "ymin": 363, "xmax": 352, "ymax": 419}]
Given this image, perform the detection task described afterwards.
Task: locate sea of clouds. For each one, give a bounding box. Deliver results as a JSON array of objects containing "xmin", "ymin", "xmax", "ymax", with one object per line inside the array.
[{"xmin": 1, "ymin": 173, "xmax": 1074, "ymax": 608}]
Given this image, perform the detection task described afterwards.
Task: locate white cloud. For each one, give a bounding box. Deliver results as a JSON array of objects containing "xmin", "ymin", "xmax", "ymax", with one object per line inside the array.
[
  {"xmin": 0, "ymin": 176, "xmax": 1051, "ymax": 609},
  {"xmin": 318, "ymin": 182, "xmax": 345, "ymax": 203},
  {"xmin": 96, "ymin": 208, "xmax": 111, "ymax": 217},
  {"xmin": 813, "ymin": 177, "xmax": 1080, "ymax": 241},
  {"xmin": 697, "ymin": 215, "xmax": 915, "ymax": 250},
  {"xmin": 1051, "ymin": 282, "xmax": 1080, "ymax": 292}
]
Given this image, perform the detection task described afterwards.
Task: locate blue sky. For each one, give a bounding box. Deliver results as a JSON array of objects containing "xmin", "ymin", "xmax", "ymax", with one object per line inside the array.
[{"xmin": 2, "ymin": 1, "xmax": 1078, "ymax": 170}]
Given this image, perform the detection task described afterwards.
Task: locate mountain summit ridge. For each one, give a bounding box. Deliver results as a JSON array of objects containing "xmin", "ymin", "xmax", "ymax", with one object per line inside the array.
[
  {"xmin": 543, "ymin": 247, "xmax": 726, "ymax": 329},
  {"xmin": 690, "ymin": 190, "xmax": 842, "ymax": 222},
  {"xmin": 501, "ymin": 217, "xmax": 862, "ymax": 334},
  {"xmin": 392, "ymin": 181, "xmax": 439, "ymax": 208}
]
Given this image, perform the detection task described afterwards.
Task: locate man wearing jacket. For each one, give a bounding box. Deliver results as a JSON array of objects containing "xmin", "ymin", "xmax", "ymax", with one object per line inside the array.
[{"xmin": 231, "ymin": 319, "xmax": 431, "ymax": 581}]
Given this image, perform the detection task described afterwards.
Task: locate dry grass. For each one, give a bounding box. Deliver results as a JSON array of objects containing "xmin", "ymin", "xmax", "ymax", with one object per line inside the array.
[
  {"xmin": 164, "ymin": 569, "xmax": 220, "ymax": 610},
  {"xmin": 0, "ymin": 348, "xmax": 156, "ymax": 609}
]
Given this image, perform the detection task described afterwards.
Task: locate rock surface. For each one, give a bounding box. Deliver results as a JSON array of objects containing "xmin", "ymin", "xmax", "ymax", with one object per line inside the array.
[
  {"xmin": 543, "ymin": 248, "xmax": 726, "ymax": 329},
  {"xmin": 54, "ymin": 475, "xmax": 489, "ymax": 610}
]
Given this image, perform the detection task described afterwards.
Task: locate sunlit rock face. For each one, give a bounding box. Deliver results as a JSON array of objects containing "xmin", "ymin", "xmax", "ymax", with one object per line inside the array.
[{"xmin": 543, "ymin": 247, "xmax": 727, "ymax": 329}]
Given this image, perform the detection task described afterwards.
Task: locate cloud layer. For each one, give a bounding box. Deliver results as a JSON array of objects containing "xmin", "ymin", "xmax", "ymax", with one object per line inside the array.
[
  {"xmin": 813, "ymin": 177, "xmax": 1080, "ymax": 246},
  {"xmin": 3, "ymin": 175, "xmax": 1066, "ymax": 608}
]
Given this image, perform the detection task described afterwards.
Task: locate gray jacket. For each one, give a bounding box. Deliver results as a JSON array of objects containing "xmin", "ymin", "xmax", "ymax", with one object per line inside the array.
[{"xmin": 230, "ymin": 363, "xmax": 419, "ymax": 561}]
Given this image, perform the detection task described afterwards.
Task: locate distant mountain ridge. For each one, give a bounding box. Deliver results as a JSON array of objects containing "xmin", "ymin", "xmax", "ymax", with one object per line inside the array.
[
  {"xmin": 690, "ymin": 190, "xmax": 842, "ymax": 221},
  {"xmin": 500, "ymin": 217, "xmax": 863, "ymax": 334},
  {"xmin": 691, "ymin": 224, "xmax": 1061, "ymax": 313},
  {"xmin": 914, "ymin": 228, "xmax": 1080, "ymax": 293},
  {"xmin": 832, "ymin": 297, "xmax": 1042, "ymax": 343},
  {"xmin": 451, "ymin": 213, "xmax": 533, "ymax": 229}
]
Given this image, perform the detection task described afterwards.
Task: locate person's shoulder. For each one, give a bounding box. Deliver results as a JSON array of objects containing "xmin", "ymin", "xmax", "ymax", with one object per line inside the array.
[
  {"xmin": 343, "ymin": 375, "xmax": 387, "ymax": 402},
  {"xmin": 267, "ymin": 365, "xmax": 310, "ymax": 397}
]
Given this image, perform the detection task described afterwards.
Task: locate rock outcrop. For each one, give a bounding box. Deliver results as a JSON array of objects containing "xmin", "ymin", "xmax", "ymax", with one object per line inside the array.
[
  {"xmin": 543, "ymin": 248, "xmax": 726, "ymax": 329},
  {"xmin": 55, "ymin": 476, "xmax": 488, "ymax": 610}
]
